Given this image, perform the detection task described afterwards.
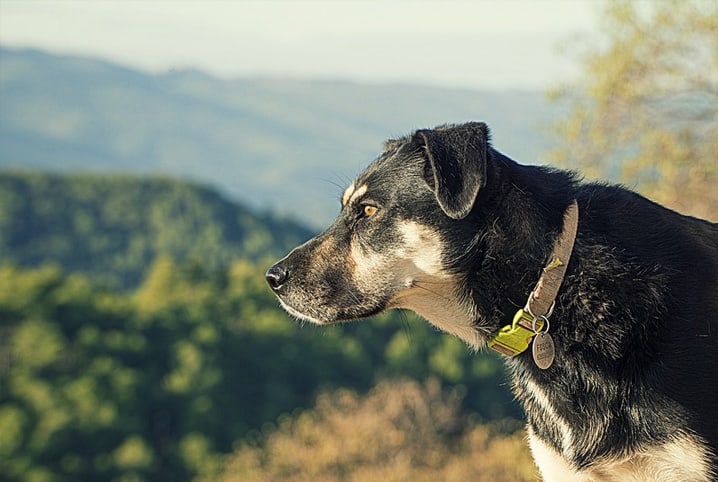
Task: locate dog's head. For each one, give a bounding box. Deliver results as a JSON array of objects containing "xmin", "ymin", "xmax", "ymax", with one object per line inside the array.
[{"xmin": 266, "ymin": 122, "xmax": 493, "ymax": 347}]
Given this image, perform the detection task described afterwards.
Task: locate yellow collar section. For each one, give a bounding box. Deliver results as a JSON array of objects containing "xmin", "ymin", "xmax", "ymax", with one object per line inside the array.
[
  {"xmin": 488, "ymin": 200, "xmax": 579, "ymax": 361},
  {"xmin": 488, "ymin": 308, "xmax": 545, "ymax": 356}
]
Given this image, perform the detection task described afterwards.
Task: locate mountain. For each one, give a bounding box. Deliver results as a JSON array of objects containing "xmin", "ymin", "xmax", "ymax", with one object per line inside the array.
[
  {"xmin": 0, "ymin": 171, "xmax": 313, "ymax": 288},
  {"xmin": 0, "ymin": 47, "xmax": 559, "ymax": 227}
]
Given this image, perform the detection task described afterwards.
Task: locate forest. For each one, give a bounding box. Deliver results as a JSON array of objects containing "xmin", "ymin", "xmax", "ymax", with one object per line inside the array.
[
  {"xmin": 0, "ymin": 172, "xmax": 313, "ymax": 288},
  {"xmin": 1, "ymin": 1, "xmax": 716, "ymax": 481},
  {"xmin": 0, "ymin": 176, "xmax": 520, "ymax": 481}
]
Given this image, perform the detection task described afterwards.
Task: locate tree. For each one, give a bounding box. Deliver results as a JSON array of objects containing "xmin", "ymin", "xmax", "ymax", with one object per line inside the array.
[
  {"xmin": 550, "ymin": 0, "xmax": 717, "ymax": 220},
  {"xmin": 1, "ymin": 261, "xmax": 520, "ymax": 482},
  {"xmin": 217, "ymin": 380, "xmax": 535, "ymax": 482}
]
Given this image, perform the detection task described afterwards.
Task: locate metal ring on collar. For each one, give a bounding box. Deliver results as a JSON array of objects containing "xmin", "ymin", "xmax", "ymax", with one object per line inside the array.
[{"xmin": 524, "ymin": 298, "xmax": 556, "ymax": 320}]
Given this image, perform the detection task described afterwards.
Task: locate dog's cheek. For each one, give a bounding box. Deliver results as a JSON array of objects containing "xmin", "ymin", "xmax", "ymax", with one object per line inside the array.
[
  {"xmin": 349, "ymin": 241, "xmax": 382, "ymax": 287},
  {"xmin": 348, "ymin": 237, "xmax": 399, "ymax": 295},
  {"xmin": 348, "ymin": 221, "xmax": 449, "ymax": 292},
  {"xmin": 312, "ymin": 235, "xmax": 379, "ymax": 304},
  {"xmin": 395, "ymin": 221, "xmax": 447, "ymax": 277}
]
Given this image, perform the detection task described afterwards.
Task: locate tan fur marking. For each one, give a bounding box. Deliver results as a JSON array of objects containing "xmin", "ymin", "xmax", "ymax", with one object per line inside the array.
[
  {"xmin": 390, "ymin": 284, "xmax": 481, "ymax": 348},
  {"xmin": 342, "ymin": 182, "xmax": 368, "ymax": 208},
  {"xmin": 350, "ymin": 238, "xmax": 385, "ymax": 284},
  {"xmin": 387, "ymin": 221, "xmax": 482, "ymax": 348},
  {"xmin": 347, "ymin": 184, "xmax": 367, "ymax": 207},
  {"xmin": 341, "ymin": 182, "xmax": 355, "ymax": 207}
]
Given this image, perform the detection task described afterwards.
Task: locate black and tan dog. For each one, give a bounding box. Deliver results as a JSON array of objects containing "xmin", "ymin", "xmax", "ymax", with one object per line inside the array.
[{"xmin": 265, "ymin": 122, "xmax": 718, "ymax": 481}]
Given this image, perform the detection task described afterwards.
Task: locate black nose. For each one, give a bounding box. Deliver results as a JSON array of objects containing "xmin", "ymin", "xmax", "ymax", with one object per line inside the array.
[{"xmin": 265, "ymin": 264, "xmax": 289, "ymax": 291}]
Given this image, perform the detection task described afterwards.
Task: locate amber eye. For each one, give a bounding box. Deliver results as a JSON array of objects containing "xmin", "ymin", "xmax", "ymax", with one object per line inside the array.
[{"xmin": 363, "ymin": 205, "xmax": 378, "ymax": 217}]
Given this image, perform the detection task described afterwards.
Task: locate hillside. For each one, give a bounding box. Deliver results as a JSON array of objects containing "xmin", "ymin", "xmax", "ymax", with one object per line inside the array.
[
  {"xmin": 0, "ymin": 171, "xmax": 313, "ymax": 288},
  {"xmin": 0, "ymin": 259, "xmax": 520, "ymax": 482},
  {"xmin": 0, "ymin": 47, "xmax": 558, "ymax": 227}
]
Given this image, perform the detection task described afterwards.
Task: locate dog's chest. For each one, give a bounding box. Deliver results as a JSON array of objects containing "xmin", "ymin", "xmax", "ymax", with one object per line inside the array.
[
  {"xmin": 517, "ymin": 374, "xmax": 714, "ymax": 481},
  {"xmin": 528, "ymin": 428, "xmax": 712, "ymax": 482}
]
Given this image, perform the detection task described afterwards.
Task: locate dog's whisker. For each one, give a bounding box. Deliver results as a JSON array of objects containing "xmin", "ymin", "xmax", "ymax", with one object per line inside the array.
[
  {"xmin": 318, "ymin": 173, "xmax": 359, "ymax": 201},
  {"xmin": 410, "ymin": 280, "xmax": 455, "ymax": 303},
  {"xmin": 396, "ymin": 309, "xmax": 414, "ymax": 342},
  {"xmin": 346, "ymin": 289, "xmax": 365, "ymax": 309}
]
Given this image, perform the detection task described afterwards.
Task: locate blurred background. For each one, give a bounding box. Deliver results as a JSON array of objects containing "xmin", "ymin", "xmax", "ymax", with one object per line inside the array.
[{"xmin": 0, "ymin": 1, "xmax": 715, "ymax": 481}]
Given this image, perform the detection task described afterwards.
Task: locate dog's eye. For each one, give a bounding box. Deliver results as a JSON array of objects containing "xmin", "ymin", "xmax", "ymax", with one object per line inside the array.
[
  {"xmin": 363, "ymin": 205, "xmax": 378, "ymax": 217},
  {"xmin": 349, "ymin": 204, "xmax": 379, "ymax": 228}
]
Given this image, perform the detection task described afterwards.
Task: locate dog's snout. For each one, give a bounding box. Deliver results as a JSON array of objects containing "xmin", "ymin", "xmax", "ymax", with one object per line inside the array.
[{"xmin": 265, "ymin": 264, "xmax": 289, "ymax": 291}]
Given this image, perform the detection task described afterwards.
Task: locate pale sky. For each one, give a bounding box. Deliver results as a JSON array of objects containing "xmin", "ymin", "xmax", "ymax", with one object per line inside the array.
[{"xmin": 0, "ymin": 0, "xmax": 602, "ymax": 90}]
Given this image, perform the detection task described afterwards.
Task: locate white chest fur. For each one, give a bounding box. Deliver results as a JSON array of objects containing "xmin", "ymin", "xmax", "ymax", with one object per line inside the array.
[{"xmin": 528, "ymin": 426, "xmax": 713, "ymax": 482}]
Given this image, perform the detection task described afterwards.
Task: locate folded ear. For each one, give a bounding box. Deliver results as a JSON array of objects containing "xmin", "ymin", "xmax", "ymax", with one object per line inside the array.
[{"xmin": 414, "ymin": 122, "xmax": 489, "ymax": 220}]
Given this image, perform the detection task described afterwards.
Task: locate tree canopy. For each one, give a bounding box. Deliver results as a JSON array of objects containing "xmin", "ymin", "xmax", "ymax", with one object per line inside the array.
[
  {"xmin": 0, "ymin": 260, "xmax": 518, "ymax": 482},
  {"xmin": 0, "ymin": 172, "xmax": 313, "ymax": 288},
  {"xmin": 550, "ymin": 0, "xmax": 717, "ymax": 220}
]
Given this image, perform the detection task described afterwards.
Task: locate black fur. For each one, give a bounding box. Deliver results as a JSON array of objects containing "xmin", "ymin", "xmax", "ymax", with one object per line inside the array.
[
  {"xmin": 415, "ymin": 123, "xmax": 489, "ymax": 219},
  {"xmin": 460, "ymin": 152, "xmax": 718, "ymax": 468},
  {"xmin": 267, "ymin": 122, "xmax": 718, "ymax": 476}
]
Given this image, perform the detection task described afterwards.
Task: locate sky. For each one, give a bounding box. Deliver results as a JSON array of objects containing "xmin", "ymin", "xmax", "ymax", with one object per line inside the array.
[{"xmin": 0, "ymin": 0, "xmax": 603, "ymax": 91}]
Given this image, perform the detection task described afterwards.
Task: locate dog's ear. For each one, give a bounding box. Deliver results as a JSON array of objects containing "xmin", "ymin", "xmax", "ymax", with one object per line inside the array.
[{"xmin": 414, "ymin": 122, "xmax": 489, "ymax": 219}]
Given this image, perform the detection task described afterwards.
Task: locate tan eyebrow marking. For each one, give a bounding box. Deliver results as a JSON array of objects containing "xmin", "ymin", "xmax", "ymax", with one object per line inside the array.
[
  {"xmin": 347, "ymin": 184, "xmax": 367, "ymax": 207},
  {"xmin": 342, "ymin": 182, "xmax": 355, "ymax": 207}
]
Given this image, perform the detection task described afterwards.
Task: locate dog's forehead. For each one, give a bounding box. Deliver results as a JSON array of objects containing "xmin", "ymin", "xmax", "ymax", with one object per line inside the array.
[{"xmin": 342, "ymin": 139, "xmax": 422, "ymax": 206}]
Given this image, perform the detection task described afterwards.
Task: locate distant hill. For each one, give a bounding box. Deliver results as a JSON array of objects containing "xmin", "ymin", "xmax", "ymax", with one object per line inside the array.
[
  {"xmin": 0, "ymin": 171, "xmax": 313, "ymax": 288},
  {"xmin": 0, "ymin": 47, "xmax": 559, "ymax": 227}
]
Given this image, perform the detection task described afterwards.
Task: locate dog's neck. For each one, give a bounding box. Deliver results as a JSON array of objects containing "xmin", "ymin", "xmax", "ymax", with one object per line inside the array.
[
  {"xmin": 488, "ymin": 200, "xmax": 579, "ymax": 362},
  {"xmin": 397, "ymin": 200, "xmax": 580, "ymax": 354},
  {"xmin": 391, "ymin": 279, "xmax": 483, "ymax": 348}
]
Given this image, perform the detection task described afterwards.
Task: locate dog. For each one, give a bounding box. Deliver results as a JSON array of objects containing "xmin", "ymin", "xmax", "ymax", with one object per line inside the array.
[{"xmin": 265, "ymin": 122, "xmax": 718, "ymax": 481}]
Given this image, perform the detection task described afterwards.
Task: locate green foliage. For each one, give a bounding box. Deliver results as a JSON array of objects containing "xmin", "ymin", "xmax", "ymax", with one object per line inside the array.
[
  {"xmin": 0, "ymin": 171, "xmax": 518, "ymax": 481},
  {"xmin": 0, "ymin": 262, "xmax": 517, "ymax": 482},
  {"xmin": 0, "ymin": 172, "xmax": 313, "ymax": 288}
]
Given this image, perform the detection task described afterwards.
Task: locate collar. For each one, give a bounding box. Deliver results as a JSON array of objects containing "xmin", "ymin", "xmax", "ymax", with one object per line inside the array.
[{"xmin": 488, "ymin": 200, "xmax": 579, "ymax": 365}]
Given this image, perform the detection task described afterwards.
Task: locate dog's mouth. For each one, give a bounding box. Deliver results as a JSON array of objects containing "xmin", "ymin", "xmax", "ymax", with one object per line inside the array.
[{"xmin": 275, "ymin": 292, "xmax": 387, "ymax": 325}]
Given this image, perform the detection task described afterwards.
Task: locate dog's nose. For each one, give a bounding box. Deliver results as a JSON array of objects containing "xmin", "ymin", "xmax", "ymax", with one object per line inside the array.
[{"xmin": 265, "ymin": 264, "xmax": 289, "ymax": 291}]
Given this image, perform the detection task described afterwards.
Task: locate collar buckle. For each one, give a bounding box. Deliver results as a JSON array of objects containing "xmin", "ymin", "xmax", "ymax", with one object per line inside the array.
[{"xmin": 488, "ymin": 308, "xmax": 546, "ymax": 357}]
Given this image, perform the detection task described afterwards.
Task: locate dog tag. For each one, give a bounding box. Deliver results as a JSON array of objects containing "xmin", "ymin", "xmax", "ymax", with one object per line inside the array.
[{"xmin": 532, "ymin": 332, "xmax": 555, "ymax": 370}]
